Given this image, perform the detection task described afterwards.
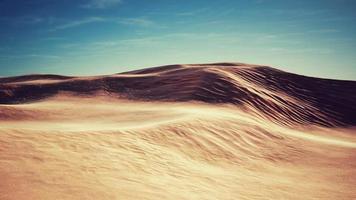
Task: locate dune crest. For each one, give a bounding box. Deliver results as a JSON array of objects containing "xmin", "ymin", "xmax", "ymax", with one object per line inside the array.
[{"xmin": 1, "ymin": 63, "xmax": 356, "ymax": 126}]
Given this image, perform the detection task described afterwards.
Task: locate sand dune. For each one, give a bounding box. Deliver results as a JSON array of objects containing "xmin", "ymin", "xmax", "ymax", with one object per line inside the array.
[
  {"xmin": 1, "ymin": 63, "xmax": 356, "ymax": 199},
  {"xmin": 2, "ymin": 63, "xmax": 356, "ymax": 126}
]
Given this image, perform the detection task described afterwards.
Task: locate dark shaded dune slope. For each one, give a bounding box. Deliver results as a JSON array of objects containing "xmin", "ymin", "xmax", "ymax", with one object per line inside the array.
[
  {"xmin": 1, "ymin": 63, "xmax": 356, "ymax": 127},
  {"xmin": 0, "ymin": 74, "xmax": 73, "ymax": 84}
]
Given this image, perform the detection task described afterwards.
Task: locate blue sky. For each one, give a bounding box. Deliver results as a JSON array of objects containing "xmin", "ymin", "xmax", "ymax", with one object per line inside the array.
[{"xmin": 0, "ymin": 0, "xmax": 356, "ymax": 80}]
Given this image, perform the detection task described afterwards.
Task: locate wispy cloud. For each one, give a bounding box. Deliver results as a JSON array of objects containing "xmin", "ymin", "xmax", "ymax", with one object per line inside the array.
[
  {"xmin": 49, "ymin": 16, "xmax": 157, "ymax": 31},
  {"xmin": 308, "ymin": 29, "xmax": 340, "ymax": 33},
  {"xmin": 82, "ymin": 0, "xmax": 122, "ymax": 9},
  {"xmin": 0, "ymin": 54, "xmax": 61, "ymax": 60},
  {"xmin": 268, "ymin": 47, "xmax": 333, "ymax": 54},
  {"xmin": 176, "ymin": 8, "xmax": 209, "ymax": 16},
  {"xmin": 255, "ymin": 0, "xmax": 266, "ymax": 4},
  {"xmin": 41, "ymin": 37, "xmax": 66, "ymax": 41},
  {"xmin": 66, "ymin": 32, "xmax": 239, "ymax": 51},
  {"xmin": 50, "ymin": 17, "xmax": 106, "ymax": 31},
  {"xmin": 25, "ymin": 54, "xmax": 61, "ymax": 59},
  {"xmin": 0, "ymin": 16, "xmax": 45, "ymax": 25},
  {"xmin": 267, "ymin": 9, "xmax": 329, "ymax": 17},
  {"xmin": 19, "ymin": 16, "xmax": 44, "ymax": 24},
  {"xmin": 117, "ymin": 17, "xmax": 155, "ymax": 27}
]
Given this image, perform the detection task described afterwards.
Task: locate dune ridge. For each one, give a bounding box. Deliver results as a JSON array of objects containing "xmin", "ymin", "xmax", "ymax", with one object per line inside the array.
[{"xmin": 1, "ymin": 63, "xmax": 356, "ymax": 127}]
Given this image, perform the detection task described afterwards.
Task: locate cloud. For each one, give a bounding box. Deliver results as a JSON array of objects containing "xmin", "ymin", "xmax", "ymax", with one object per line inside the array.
[
  {"xmin": 50, "ymin": 17, "xmax": 106, "ymax": 31},
  {"xmin": 308, "ymin": 29, "xmax": 340, "ymax": 33},
  {"xmin": 176, "ymin": 8, "xmax": 209, "ymax": 16},
  {"xmin": 49, "ymin": 16, "xmax": 156, "ymax": 31},
  {"xmin": 117, "ymin": 17, "xmax": 155, "ymax": 27},
  {"xmin": 19, "ymin": 16, "xmax": 44, "ymax": 24},
  {"xmin": 41, "ymin": 37, "xmax": 66, "ymax": 41},
  {"xmin": 83, "ymin": 32, "xmax": 238, "ymax": 50},
  {"xmin": 57, "ymin": 32, "xmax": 231, "ymax": 54},
  {"xmin": 268, "ymin": 47, "xmax": 333, "ymax": 54},
  {"xmin": 82, "ymin": 0, "xmax": 122, "ymax": 9},
  {"xmin": 0, "ymin": 54, "xmax": 61, "ymax": 60},
  {"xmin": 0, "ymin": 16, "xmax": 45, "ymax": 25}
]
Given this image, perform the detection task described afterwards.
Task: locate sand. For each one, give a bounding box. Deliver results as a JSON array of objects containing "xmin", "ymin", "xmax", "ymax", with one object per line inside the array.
[{"xmin": 1, "ymin": 63, "xmax": 356, "ymax": 199}]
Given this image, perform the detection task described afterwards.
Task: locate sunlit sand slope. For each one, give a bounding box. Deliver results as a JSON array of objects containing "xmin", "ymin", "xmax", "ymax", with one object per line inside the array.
[{"xmin": 1, "ymin": 63, "xmax": 356, "ymax": 200}]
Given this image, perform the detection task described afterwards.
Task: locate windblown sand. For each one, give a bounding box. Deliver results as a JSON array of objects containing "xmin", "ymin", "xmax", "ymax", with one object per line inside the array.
[
  {"xmin": 1, "ymin": 63, "xmax": 356, "ymax": 199},
  {"xmin": 1, "ymin": 94, "xmax": 355, "ymax": 200}
]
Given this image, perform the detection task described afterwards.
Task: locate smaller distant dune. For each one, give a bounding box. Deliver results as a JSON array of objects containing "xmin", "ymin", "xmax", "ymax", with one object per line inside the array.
[{"xmin": 0, "ymin": 74, "xmax": 73, "ymax": 84}]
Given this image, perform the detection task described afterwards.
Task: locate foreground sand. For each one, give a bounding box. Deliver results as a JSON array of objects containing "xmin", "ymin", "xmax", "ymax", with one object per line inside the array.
[{"xmin": 1, "ymin": 94, "xmax": 356, "ymax": 200}]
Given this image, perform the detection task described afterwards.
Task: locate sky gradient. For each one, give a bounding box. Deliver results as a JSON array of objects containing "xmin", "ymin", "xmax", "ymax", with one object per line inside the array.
[{"xmin": 0, "ymin": 0, "xmax": 356, "ymax": 80}]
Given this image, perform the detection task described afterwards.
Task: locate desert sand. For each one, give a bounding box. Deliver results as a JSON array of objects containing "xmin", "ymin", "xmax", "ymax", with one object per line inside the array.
[{"xmin": 1, "ymin": 63, "xmax": 356, "ymax": 200}]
